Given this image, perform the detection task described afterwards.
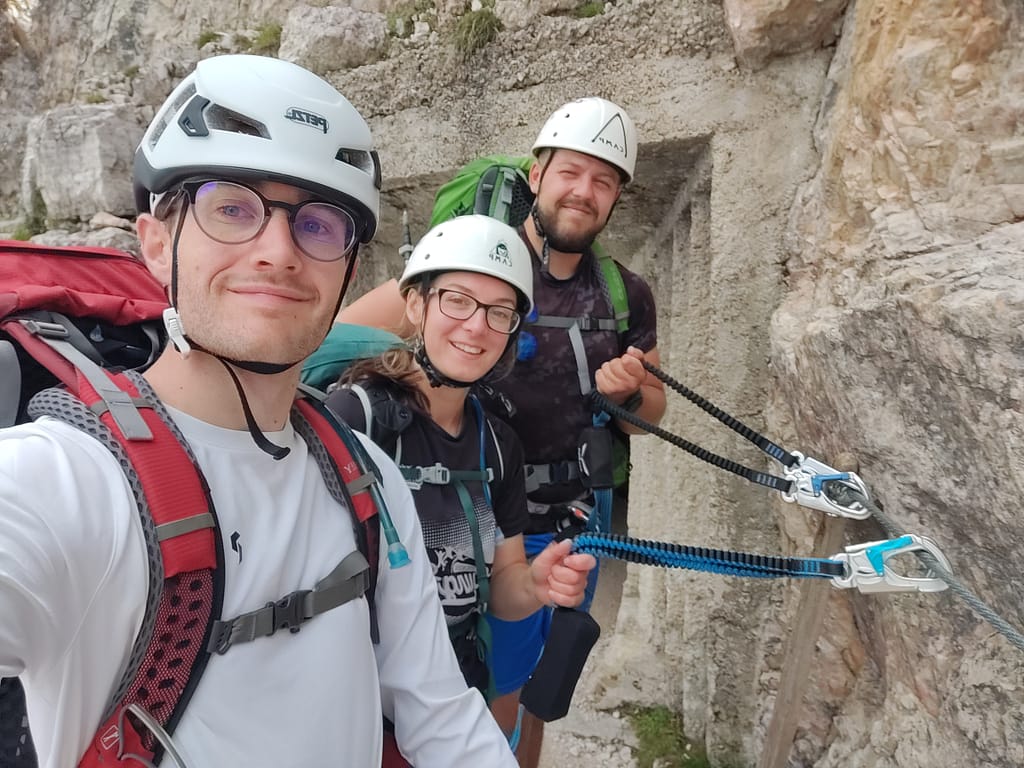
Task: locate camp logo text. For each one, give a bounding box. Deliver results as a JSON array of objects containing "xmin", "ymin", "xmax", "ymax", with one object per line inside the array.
[
  {"xmin": 591, "ymin": 113, "xmax": 630, "ymax": 158},
  {"xmin": 489, "ymin": 241, "xmax": 512, "ymax": 266},
  {"xmin": 285, "ymin": 108, "xmax": 329, "ymax": 134}
]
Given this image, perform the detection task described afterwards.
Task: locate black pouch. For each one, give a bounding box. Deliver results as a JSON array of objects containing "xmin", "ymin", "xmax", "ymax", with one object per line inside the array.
[
  {"xmin": 519, "ymin": 608, "xmax": 601, "ymax": 722},
  {"xmin": 578, "ymin": 426, "xmax": 615, "ymax": 489}
]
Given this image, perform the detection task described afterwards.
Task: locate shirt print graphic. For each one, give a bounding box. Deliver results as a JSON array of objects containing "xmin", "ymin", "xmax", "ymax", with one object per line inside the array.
[{"xmin": 423, "ymin": 493, "xmax": 496, "ymax": 627}]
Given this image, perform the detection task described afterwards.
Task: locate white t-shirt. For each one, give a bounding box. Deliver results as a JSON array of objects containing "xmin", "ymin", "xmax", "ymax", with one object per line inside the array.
[{"xmin": 0, "ymin": 407, "xmax": 516, "ymax": 767}]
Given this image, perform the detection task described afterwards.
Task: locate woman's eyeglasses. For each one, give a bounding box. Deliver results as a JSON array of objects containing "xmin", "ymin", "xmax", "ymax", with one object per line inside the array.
[{"xmin": 431, "ymin": 288, "xmax": 522, "ymax": 334}]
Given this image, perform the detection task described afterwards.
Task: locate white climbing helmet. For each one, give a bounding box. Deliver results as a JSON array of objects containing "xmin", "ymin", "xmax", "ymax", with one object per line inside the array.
[
  {"xmin": 399, "ymin": 214, "xmax": 534, "ymax": 314},
  {"xmin": 133, "ymin": 54, "xmax": 382, "ymax": 242},
  {"xmin": 531, "ymin": 97, "xmax": 638, "ymax": 183}
]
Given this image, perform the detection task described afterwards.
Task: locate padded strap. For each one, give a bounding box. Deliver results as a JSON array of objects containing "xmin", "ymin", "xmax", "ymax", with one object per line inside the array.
[
  {"xmin": 25, "ymin": 319, "xmax": 153, "ymax": 440},
  {"xmin": 0, "ymin": 340, "xmax": 20, "ymax": 427},
  {"xmin": 349, "ymin": 383, "xmax": 374, "ymax": 439}
]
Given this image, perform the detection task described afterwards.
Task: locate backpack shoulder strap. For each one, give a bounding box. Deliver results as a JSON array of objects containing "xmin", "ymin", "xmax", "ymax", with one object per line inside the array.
[
  {"xmin": 345, "ymin": 381, "xmax": 414, "ymax": 461},
  {"xmin": 293, "ymin": 396, "xmax": 385, "ymax": 642},
  {"xmin": 24, "ymin": 367, "xmax": 220, "ymax": 768},
  {"xmin": 484, "ymin": 417, "xmax": 505, "ymax": 484},
  {"xmin": 348, "ymin": 382, "xmax": 375, "ymax": 438},
  {"xmin": 593, "ymin": 247, "xmax": 630, "ymax": 335}
]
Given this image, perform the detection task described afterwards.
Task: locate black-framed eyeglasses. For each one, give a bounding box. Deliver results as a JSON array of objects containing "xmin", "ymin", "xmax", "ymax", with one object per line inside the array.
[
  {"xmin": 430, "ymin": 288, "xmax": 522, "ymax": 334},
  {"xmin": 176, "ymin": 179, "xmax": 358, "ymax": 262}
]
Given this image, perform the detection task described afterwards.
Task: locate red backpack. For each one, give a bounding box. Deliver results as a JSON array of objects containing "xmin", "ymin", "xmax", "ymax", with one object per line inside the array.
[{"xmin": 0, "ymin": 240, "xmax": 383, "ymax": 766}]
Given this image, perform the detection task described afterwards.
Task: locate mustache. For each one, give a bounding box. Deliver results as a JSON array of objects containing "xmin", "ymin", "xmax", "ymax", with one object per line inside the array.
[{"xmin": 557, "ymin": 196, "xmax": 598, "ymax": 216}]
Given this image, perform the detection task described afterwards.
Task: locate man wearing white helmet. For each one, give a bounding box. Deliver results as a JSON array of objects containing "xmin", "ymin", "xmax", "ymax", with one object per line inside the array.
[
  {"xmin": 0, "ymin": 55, "xmax": 519, "ymax": 767},
  {"xmin": 339, "ymin": 97, "xmax": 665, "ymax": 766}
]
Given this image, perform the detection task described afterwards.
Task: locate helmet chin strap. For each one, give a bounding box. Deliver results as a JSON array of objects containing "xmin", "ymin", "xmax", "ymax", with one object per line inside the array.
[{"xmin": 413, "ymin": 342, "xmax": 475, "ymax": 389}]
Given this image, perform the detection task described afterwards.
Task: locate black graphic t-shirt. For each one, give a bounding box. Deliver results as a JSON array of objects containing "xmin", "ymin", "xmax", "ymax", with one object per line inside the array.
[
  {"xmin": 487, "ymin": 238, "xmax": 657, "ymax": 508},
  {"xmin": 325, "ymin": 386, "xmax": 528, "ymax": 691}
]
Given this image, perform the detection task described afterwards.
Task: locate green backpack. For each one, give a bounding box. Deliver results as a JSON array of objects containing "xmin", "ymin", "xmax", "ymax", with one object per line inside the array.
[
  {"xmin": 429, "ymin": 155, "xmax": 536, "ymax": 229},
  {"xmin": 430, "ymin": 154, "xmax": 633, "ymax": 489}
]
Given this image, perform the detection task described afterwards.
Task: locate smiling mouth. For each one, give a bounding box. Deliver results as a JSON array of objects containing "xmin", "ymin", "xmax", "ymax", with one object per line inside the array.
[
  {"xmin": 451, "ymin": 341, "xmax": 484, "ymax": 355},
  {"xmin": 231, "ymin": 286, "xmax": 308, "ymax": 302}
]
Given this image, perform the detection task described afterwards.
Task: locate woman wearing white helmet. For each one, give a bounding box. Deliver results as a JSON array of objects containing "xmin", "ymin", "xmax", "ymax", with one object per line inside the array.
[{"xmin": 324, "ymin": 215, "xmax": 596, "ymax": 763}]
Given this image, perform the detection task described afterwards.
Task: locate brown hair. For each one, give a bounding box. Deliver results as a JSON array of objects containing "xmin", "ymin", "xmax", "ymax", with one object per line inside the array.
[{"xmin": 338, "ymin": 344, "xmax": 430, "ymax": 414}]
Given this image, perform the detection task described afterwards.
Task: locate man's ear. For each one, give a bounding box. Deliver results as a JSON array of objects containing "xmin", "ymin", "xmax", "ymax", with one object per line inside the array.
[
  {"xmin": 528, "ymin": 160, "xmax": 543, "ymax": 195},
  {"xmin": 136, "ymin": 213, "xmax": 173, "ymax": 288}
]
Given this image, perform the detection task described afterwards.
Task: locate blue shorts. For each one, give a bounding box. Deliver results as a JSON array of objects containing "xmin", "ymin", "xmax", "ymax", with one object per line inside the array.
[
  {"xmin": 486, "ymin": 608, "xmax": 549, "ymax": 695},
  {"xmin": 486, "ymin": 532, "xmax": 601, "ymax": 695}
]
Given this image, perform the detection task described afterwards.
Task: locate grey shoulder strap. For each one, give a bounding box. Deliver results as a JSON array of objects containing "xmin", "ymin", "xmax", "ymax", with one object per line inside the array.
[
  {"xmin": 0, "ymin": 340, "xmax": 20, "ymax": 428},
  {"xmin": 485, "ymin": 417, "xmax": 504, "ymax": 482},
  {"xmin": 348, "ymin": 383, "xmax": 374, "ymax": 437}
]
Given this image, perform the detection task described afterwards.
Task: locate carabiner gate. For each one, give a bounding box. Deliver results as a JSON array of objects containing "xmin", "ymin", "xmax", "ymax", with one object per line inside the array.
[
  {"xmin": 830, "ymin": 534, "xmax": 951, "ymax": 593},
  {"xmin": 781, "ymin": 452, "xmax": 872, "ymax": 519}
]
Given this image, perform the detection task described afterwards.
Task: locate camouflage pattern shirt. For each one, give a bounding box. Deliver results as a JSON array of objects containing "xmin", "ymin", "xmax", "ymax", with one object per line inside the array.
[{"xmin": 486, "ymin": 235, "xmax": 657, "ymax": 530}]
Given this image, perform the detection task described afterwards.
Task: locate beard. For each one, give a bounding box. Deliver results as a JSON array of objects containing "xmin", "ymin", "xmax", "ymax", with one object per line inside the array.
[{"xmin": 534, "ymin": 195, "xmax": 607, "ymax": 254}]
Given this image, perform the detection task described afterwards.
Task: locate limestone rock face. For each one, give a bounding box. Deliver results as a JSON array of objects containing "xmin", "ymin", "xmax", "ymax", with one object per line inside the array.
[
  {"xmin": 723, "ymin": 0, "xmax": 849, "ymax": 68},
  {"xmin": 20, "ymin": 105, "xmax": 143, "ymax": 225},
  {"xmin": 279, "ymin": 6, "xmax": 389, "ymax": 72},
  {"xmin": 765, "ymin": 1, "xmax": 1024, "ymax": 766},
  {"xmin": 0, "ymin": 1, "xmax": 1021, "ymax": 767}
]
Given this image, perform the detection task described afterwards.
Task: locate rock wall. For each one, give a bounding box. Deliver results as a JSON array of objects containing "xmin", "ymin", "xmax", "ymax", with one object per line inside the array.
[
  {"xmin": 0, "ymin": 0, "xmax": 1021, "ymax": 766},
  {"xmin": 764, "ymin": 2, "xmax": 1024, "ymax": 766}
]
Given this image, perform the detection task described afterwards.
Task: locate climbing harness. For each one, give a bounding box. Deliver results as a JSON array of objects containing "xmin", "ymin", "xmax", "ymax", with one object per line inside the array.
[{"xmin": 582, "ymin": 361, "xmax": 1024, "ymax": 652}]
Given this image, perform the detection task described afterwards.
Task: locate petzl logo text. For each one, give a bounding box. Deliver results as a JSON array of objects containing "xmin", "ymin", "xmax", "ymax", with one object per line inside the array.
[{"xmin": 285, "ymin": 107, "xmax": 329, "ymax": 134}]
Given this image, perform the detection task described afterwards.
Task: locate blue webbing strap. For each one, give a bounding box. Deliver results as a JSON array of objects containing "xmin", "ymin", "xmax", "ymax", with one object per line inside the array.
[{"xmin": 573, "ymin": 533, "xmax": 846, "ymax": 580}]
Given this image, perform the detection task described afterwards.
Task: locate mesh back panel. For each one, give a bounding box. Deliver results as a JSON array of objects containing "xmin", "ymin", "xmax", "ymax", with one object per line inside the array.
[
  {"xmin": 507, "ymin": 175, "xmax": 534, "ymax": 227},
  {"xmin": 126, "ymin": 571, "xmax": 214, "ymax": 751}
]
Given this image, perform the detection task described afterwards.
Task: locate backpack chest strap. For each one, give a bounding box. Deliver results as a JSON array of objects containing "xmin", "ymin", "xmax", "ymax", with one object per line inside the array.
[
  {"xmin": 529, "ymin": 317, "xmax": 593, "ymax": 396},
  {"xmin": 207, "ymin": 549, "xmax": 370, "ymax": 655},
  {"xmin": 532, "ymin": 314, "xmax": 618, "ymax": 332},
  {"xmin": 400, "ymin": 463, "xmax": 493, "ymax": 490}
]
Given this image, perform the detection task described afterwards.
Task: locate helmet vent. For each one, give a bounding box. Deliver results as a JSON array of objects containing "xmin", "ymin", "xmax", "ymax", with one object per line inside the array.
[
  {"xmin": 204, "ymin": 104, "xmax": 270, "ymax": 139},
  {"xmin": 148, "ymin": 84, "xmax": 197, "ymax": 150},
  {"xmin": 336, "ymin": 148, "xmax": 383, "ymax": 190}
]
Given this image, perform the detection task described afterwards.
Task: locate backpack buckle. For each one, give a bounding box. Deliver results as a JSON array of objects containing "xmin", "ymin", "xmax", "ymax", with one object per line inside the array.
[
  {"xmin": 18, "ymin": 317, "xmax": 71, "ymax": 339},
  {"xmin": 270, "ymin": 590, "xmax": 312, "ymax": 634},
  {"xmin": 415, "ymin": 463, "xmax": 451, "ymax": 485}
]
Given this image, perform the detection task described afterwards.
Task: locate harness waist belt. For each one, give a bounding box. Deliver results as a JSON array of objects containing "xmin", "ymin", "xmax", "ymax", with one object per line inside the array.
[{"xmin": 525, "ymin": 460, "xmax": 580, "ymax": 494}]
